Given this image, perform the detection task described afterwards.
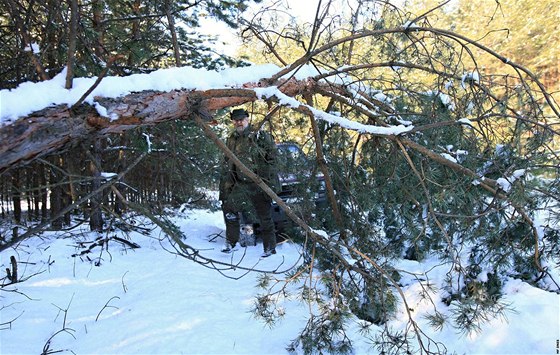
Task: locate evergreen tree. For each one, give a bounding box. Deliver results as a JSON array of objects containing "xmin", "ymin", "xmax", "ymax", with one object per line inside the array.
[
  {"xmin": 0, "ymin": 0, "xmax": 261, "ymax": 88},
  {"xmin": 1, "ymin": 1, "xmax": 559, "ymax": 353},
  {"xmin": 239, "ymin": 1, "xmax": 559, "ymax": 352}
]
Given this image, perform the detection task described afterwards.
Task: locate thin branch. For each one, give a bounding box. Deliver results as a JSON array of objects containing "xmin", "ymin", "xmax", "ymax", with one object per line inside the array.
[
  {"xmin": 71, "ymin": 55, "xmax": 124, "ymax": 109},
  {"xmin": 95, "ymin": 296, "xmax": 120, "ymax": 321}
]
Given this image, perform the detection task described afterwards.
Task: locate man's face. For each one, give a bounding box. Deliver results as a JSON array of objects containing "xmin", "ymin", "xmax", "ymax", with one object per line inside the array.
[{"xmin": 234, "ymin": 117, "xmax": 249, "ymax": 133}]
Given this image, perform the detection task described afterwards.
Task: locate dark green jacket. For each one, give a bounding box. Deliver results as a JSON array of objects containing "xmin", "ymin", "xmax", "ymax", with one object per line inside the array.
[{"xmin": 219, "ymin": 125, "xmax": 279, "ymax": 200}]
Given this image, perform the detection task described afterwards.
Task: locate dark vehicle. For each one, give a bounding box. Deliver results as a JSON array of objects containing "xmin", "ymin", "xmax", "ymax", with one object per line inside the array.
[
  {"xmin": 240, "ymin": 142, "xmax": 327, "ymax": 235},
  {"xmin": 272, "ymin": 142, "xmax": 327, "ymax": 232}
]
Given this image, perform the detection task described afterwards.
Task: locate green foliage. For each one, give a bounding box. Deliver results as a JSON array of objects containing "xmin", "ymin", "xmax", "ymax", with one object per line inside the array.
[
  {"xmin": 370, "ymin": 327, "xmax": 419, "ymax": 355},
  {"xmin": 343, "ymin": 271, "xmax": 399, "ymax": 325},
  {"xmin": 3, "ymin": 0, "xmax": 559, "ymax": 353},
  {"xmin": 251, "ymin": 292, "xmax": 286, "ymax": 328},
  {"xmin": 448, "ymin": 297, "xmax": 512, "ymax": 336},
  {"xmin": 122, "ymin": 120, "xmax": 222, "ymax": 208},
  {"xmin": 287, "ymin": 304, "xmax": 353, "ymax": 355},
  {"xmin": 423, "ymin": 310, "xmax": 447, "ymax": 332},
  {"xmin": 0, "ymin": 0, "xmax": 259, "ymax": 88}
]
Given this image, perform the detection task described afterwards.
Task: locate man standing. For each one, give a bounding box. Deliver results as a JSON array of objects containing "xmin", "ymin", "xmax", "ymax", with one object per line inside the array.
[{"xmin": 219, "ymin": 108, "xmax": 279, "ymax": 257}]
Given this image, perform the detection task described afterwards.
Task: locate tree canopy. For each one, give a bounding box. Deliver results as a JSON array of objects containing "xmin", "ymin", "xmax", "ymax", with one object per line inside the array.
[
  {"xmin": 1, "ymin": 0, "xmax": 559, "ymax": 353},
  {"xmin": 404, "ymin": 0, "xmax": 559, "ymax": 94}
]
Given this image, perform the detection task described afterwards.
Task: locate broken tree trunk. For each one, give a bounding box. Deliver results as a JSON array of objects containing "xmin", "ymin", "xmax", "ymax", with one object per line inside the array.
[{"xmin": 0, "ymin": 78, "xmax": 312, "ymax": 173}]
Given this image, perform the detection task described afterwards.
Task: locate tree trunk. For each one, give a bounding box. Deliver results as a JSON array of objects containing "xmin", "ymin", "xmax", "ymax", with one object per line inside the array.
[
  {"xmin": 0, "ymin": 79, "xmax": 310, "ymax": 173},
  {"xmin": 304, "ymin": 93, "xmax": 346, "ymax": 237},
  {"xmin": 33, "ymin": 167, "xmax": 40, "ymax": 220},
  {"xmin": 11, "ymin": 171, "xmax": 21, "ymax": 224},
  {"xmin": 49, "ymin": 158, "xmax": 64, "ymax": 230},
  {"xmin": 128, "ymin": 0, "xmax": 141, "ymax": 67},
  {"xmin": 114, "ymin": 136, "xmax": 126, "ymax": 215},
  {"xmin": 40, "ymin": 164, "xmax": 48, "ymax": 222},
  {"xmin": 65, "ymin": 0, "xmax": 79, "ymax": 89},
  {"xmin": 165, "ymin": 0, "xmax": 182, "ymax": 67},
  {"xmin": 3, "ymin": 0, "xmax": 49, "ymax": 81},
  {"xmin": 25, "ymin": 169, "xmax": 32, "ymax": 221},
  {"xmin": 88, "ymin": 139, "xmax": 104, "ymax": 232},
  {"xmin": 92, "ymin": 0, "xmax": 105, "ymax": 60},
  {"xmin": 44, "ymin": 0, "xmax": 60, "ymax": 70}
]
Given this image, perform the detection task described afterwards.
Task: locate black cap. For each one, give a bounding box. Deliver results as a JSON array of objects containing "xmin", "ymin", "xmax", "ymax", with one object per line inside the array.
[{"xmin": 230, "ymin": 109, "xmax": 249, "ymax": 121}]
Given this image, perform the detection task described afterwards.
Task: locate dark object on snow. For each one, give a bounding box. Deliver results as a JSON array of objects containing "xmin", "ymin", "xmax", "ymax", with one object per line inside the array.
[{"xmin": 242, "ymin": 142, "xmax": 327, "ymax": 235}]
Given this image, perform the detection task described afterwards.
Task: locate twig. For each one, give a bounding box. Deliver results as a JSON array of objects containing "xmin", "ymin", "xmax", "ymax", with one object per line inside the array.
[
  {"xmin": 71, "ymin": 55, "xmax": 124, "ymax": 109},
  {"xmin": 122, "ymin": 271, "xmax": 129, "ymax": 293},
  {"xmin": 0, "ymin": 310, "xmax": 24, "ymax": 330},
  {"xmin": 95, "ymin": 296, "xmax": 120, "ymax": 321}
]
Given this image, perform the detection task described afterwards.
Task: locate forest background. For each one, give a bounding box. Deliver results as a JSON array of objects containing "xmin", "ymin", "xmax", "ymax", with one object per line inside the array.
[{"xmin": 1, "ymin": 0, "xmax": 559, "ymax": 353}]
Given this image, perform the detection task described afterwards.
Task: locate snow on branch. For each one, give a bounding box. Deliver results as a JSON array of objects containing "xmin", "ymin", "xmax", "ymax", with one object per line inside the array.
[
  {"xmin": 0, "ymin": 64, "xmax": 283, "ymax": 124},
  {"xmin": 253, "ymin": 86, "xmax": 413, "ymax": 136},
  {"xmin": 0, "ymin": 62, "xmax": 415, "ymax": 172}
]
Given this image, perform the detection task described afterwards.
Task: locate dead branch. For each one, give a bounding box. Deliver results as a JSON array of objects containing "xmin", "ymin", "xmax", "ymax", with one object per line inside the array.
[
  {"xmin": 0, "ymin": 78, "xmax": 315, "ymax": 173},
  {"xmin": 71, "ymin": 55, "xmax": 124, "ymax": 108},
  {"xmin": 95, "ymin": 296, "xmax": 120, "ymax": 321}
]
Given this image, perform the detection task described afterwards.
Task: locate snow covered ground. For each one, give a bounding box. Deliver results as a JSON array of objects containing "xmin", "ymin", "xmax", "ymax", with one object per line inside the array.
[{"xmin": 1, "ymin": 208, "xmax": 559, "ymax": 354}]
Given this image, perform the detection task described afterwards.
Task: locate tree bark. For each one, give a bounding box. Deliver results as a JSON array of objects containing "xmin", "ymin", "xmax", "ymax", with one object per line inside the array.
[
  {"xmin": 49, "ymin": 157, "xmax": 64, "ymax": 230},
  {"xmin": 3, "ymin": 0, "xmax": 49, "ymax": 81},
  {"xmin": 88, "ymin": 139, "xmax": 104, "ymax": 232},
  {"xmin": 40, "ymin": 164, "xmax": 48, "ymax": 222},
  {"xmin": 165, "ymin": 0, "xmax": 182, "ymax": 67},
  {"xmin": 128, "ymin": 0, "xmax": 141, "ymax": 67},
  {"xmin": 0, "ymin": 79, "xmax": 311, "ymax": 173},
  {"xmin": 11, "ymin": 171, "xmax": 21, "ymax": 224},
  {"xmin": 65, "ymin": 0, "xmax": 79, "ymax": 89},
  {"xmin": 92, "ymin": 0, "xmax": 105, "ymax": 60},
  {"xmin": 303, "ymin": 94, "xmax": 346, "ymax": 237}
]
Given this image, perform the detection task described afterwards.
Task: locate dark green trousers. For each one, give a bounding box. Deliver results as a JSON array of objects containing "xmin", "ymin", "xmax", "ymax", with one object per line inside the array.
[{"xmin": 222, "ymin": 183, "xmax": 276, "ymax": 252}]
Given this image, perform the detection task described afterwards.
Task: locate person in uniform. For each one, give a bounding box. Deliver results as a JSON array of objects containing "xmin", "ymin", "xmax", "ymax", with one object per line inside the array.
[{"xmin": 219, "ymin": 108, "xmax": 279, "ymax": 257}]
